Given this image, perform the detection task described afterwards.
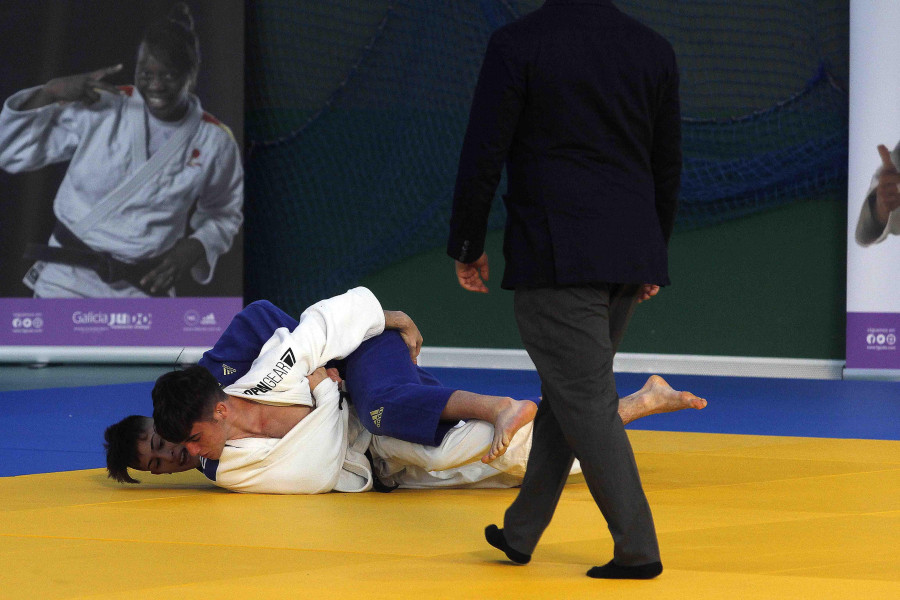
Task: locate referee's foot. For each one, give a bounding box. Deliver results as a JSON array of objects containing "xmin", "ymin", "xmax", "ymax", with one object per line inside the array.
[
  {"xmin": 484, "ymin": 524, "xmax": 531, "ymax": 565},
  {"xmin": 587, "ymin": 559, "xmax": 663, "ymax": 579}
]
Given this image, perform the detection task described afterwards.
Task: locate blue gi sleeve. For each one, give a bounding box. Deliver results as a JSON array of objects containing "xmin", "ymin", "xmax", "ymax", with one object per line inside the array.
[{"xmin": 198, "ymin": 300, "xmax": 299, "ymax": 386}]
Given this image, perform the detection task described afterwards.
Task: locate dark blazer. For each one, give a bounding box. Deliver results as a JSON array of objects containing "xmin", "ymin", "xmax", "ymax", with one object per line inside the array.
[{"xmin": 447, "ymin": 0, "xmax": 681, "ymax": 289}]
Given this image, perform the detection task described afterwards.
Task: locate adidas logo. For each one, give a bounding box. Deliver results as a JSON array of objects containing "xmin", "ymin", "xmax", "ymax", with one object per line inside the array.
[
  {"xmin": 222, "ymin": 364, "xmax": 236, "ymax": 376},
  {"xmin": 370, "ymin": 407, "xmax": 384, "ymax": 428}
]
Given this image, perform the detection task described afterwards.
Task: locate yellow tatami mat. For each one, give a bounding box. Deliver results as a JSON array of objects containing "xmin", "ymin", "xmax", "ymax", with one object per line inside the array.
[{"xmin": 2, "ymin": 430, "xmax": 899, "ymax": 600}]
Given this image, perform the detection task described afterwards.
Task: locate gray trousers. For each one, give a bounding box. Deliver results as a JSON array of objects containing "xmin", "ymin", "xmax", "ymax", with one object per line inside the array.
[{"xmin": 503, "ymin": 283, "xmax": 660, "ymax": 566}]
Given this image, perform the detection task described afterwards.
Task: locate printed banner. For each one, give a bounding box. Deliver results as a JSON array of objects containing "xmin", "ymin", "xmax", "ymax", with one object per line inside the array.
[
  {"xmin": 0, "ymin": 1, "xmax": 244, "ymax": 356},
  {"xmin": 2, "ymin": 298, "xmax": 239, "ymax": 347},
  {"xmin": 846, "ymin": 0, "xmax": 900, "ymax": 372}
]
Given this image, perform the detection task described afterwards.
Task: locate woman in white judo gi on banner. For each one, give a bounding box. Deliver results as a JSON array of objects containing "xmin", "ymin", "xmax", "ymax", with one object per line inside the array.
[{"xmin": 0, "ymin": 3, "xmax": 242, "ymax": 297}]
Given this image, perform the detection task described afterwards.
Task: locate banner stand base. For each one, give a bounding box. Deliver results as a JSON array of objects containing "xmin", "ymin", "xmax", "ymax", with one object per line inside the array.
[
  {"xmin": 0, "ymin": 346, "xmax": 207, "ymax": 365},
  {"xmin": 842, "ymin": 368, "xmax": 900, "ymax": 382}
]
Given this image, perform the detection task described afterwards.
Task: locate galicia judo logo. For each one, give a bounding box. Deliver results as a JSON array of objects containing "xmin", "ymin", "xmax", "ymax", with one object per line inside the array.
[{"xmin": 71, "ymin": 311, "xmax": 152, "ymax": 330}]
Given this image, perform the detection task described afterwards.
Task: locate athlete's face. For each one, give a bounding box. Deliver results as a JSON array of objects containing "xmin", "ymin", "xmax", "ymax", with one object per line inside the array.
[
  {"xmin": 134, "ymin": 418, "xmax": 199, "ymax": 474},
  {"xmin": 135, "ymin": 43, "xmax": 193, "ymax": 122},
  {"xmin": 184, "ymin": 406, "xmax": 229, "ymax": 460}
]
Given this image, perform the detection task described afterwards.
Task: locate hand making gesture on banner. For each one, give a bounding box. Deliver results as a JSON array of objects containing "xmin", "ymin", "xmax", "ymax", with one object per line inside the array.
[
  {"xmin": 21, "ymin": 64, "xmax": 124, "ymax": 109},
  {"xmin": 875, "ymin": 144, "xmax": 900, "ymax": 227}
]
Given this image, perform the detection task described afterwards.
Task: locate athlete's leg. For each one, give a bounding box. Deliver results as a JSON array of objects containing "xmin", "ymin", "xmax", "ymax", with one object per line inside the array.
[{"xmin": 346, "ymin": 331, "xmax": 537, "ymax": 456}]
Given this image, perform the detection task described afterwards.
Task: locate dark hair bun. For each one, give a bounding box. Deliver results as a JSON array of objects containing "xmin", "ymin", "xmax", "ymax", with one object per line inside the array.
[
  {"xmin": 141, "ymin": 2, "xmax": 201, "ymax": 74},
  {"xmin": 168, "ymin": 2, "xmax": 195, "ymax": 33}
]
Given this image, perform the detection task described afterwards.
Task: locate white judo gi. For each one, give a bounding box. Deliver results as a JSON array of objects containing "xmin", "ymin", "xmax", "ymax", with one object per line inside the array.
[
  {"xmin": 198, "ymin": 287, "xmax": 578, "ymax": 494},
  {"xmin": 0, "ymin": 85, "xmax": 243, "ymax": 297}
]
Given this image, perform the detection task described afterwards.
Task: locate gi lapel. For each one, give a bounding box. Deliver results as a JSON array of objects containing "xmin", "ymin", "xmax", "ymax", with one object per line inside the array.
[{"xmin": 74, "ymin": 90, "xmax": 203, "ymax": 236}]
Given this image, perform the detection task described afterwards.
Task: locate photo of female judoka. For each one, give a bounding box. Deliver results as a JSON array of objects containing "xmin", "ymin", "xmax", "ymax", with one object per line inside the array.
[{"xmin": 0, "ymin": 2, "xmax": 242, "ymax": 298}]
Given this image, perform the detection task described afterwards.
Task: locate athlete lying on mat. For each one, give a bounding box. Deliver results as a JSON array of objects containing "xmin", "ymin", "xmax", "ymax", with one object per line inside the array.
[
  {"xmin": 106, "ymin": 373, "xmax": 703, "ymax": 492},
  {"xmin": 187, "ymin": 287, "xmax": 539, "ymax": 465},
  {"xmin": 106, "ymin": 289, "xmax": 706, "ymax": 492}
]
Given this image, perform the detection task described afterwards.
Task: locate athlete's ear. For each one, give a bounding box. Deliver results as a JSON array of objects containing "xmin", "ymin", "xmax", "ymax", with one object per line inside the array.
[{"xmin": 214, "ymin": 400, "xmax": 228, "ymax": 421}]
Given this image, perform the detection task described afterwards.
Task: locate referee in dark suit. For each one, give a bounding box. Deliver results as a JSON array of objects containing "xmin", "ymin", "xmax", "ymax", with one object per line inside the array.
[{"xmin": 447, "ymin": 0, "xmax": 680, "ymax": 579}]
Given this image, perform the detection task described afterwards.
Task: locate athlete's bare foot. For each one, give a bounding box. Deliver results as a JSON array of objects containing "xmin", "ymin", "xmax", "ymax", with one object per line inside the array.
[
  {"xmin": 619, "ymin": 375, "xmax": 706, "ymax": 425},
  {"xmin": 483, "ymin": 398, "xmax": 538, "ymax": 464}
]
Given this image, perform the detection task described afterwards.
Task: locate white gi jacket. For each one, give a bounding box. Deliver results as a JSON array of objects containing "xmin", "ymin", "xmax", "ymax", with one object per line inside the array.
[
  {"xmin": 214, "ymin": 287, "xmax": 386, "ymax": 493},
  {"xmin": 0, "ymin": 85, "xmax": 243, "ymax": 296},
  {"xmin": 856, "ymin": 143, "xmax": 900, "ymax": 246},
  {"xmin": 213, "ymin": 378, "xmax": 373, "ymax": 494}
]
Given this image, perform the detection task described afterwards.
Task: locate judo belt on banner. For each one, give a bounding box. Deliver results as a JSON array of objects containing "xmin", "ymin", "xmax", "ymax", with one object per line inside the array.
[{"xmin": 24, "ymin": 221, "xmax": 168, "ymax": 296}]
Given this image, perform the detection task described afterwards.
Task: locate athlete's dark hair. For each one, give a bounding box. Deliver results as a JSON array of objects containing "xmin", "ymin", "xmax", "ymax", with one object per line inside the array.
[
  {"xmin": 140, "ymin": 2, "xmax": 201, "ymax": 80},
  {"xmin": 152, "ymin": 366, "xmax": 224, "ymax": 444},
  {"xmin": 104, "ymin": 415, "xmax": 149, "ymax": 484}
]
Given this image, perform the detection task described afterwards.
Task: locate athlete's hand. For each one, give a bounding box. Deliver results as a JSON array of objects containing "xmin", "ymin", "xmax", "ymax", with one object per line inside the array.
[
  {"xmin": 22, "ymin": 64, "xmax": 124, "ymax": 109},
  {"xmin": 307, "ymin": 367, "xmax": 328, "ymax": 391},
  {"xmin": 140, "ymin": 238, "xmax": 205, "ymax": 294},
  {"xmin": 875, "ymin": 144, "xmax": 900, "ymax": 226},
  {"xmin": 383, "ymin": 310, "xmax": 423, "ymax": 363},
  {"xmin": 398, "ymin": 317, "xmax": 423, "ymax": 363},
  {"xmin": 455, "ymin": 252, "xmax": 489, "ymax": 293},
  {"xmin": 325, "ymin": 367, "xmax": 346, "ymax": 393}
]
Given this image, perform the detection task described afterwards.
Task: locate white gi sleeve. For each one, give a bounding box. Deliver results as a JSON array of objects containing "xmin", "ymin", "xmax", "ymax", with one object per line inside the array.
[
  {"xmin": 855, "ymin": 186, "xmax": 898, "ymax": 246},
  {"xmin": 188, "ymin": 123, "xmax": 244, "ymax": 284},
  {"xmin": 224, "ymin": 287, "xmax": 385, "ymax": 407},
  {"xmin": 0, "ymin": 86, "xmax": 95, "ymax": 173}
]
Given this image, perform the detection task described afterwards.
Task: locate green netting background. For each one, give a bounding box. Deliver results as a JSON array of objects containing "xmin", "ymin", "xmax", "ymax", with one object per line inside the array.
[{"xmin": 243, "ymin": 0, "xmax": 848, "ymax": 312}]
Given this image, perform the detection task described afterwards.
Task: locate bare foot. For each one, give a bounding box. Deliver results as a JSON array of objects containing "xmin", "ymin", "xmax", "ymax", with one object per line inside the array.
[
  {"xmin": 619, "ymin": 375, "xmax": 706, "ymax": 425},
  {"xmin": 641, "ymin": 375, "xmax": 707, "ymax": 414},
  {"xmin": 483, "ymin": 399, "xmax": 537, "ymax": 464}
]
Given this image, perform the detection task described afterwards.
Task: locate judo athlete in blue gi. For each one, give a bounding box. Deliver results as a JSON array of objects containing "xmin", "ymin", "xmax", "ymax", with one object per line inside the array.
[
  {"xmin": 106, "ymin": 289, "xmax": 705, "ymax": 493},
  {"xmin": 199, "ymin": 296, "xmax": 463, "ymax": 448}
]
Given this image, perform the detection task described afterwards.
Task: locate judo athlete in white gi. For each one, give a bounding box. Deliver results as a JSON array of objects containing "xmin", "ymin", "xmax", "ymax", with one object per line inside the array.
[
  {"xmin": 108, "ymin": 370, "xmax": 700, "ymax": 493},
  {"xmin": 856, "ymin": 143, "xmax": 900, "ymax": 247},
  {"xmin": 110, "ymin": 288, "xmax": 705, "ymax": 494},
  {"xmin": 151, "ymin": 287, "xmax": 540, "ymax": 492},
  {"xmin": 0, "ymin": 4, "xmax": 242, "ymax": 297}
]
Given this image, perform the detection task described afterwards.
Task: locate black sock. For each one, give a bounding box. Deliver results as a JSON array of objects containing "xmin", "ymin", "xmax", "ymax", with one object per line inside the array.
[
  {"xmin": 586, "ymin": 559, "xmax": 663, "ymax": 579},
  {"xmin": 484, "ymin": 524, "xmax": 531, "ymax": 565}
]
